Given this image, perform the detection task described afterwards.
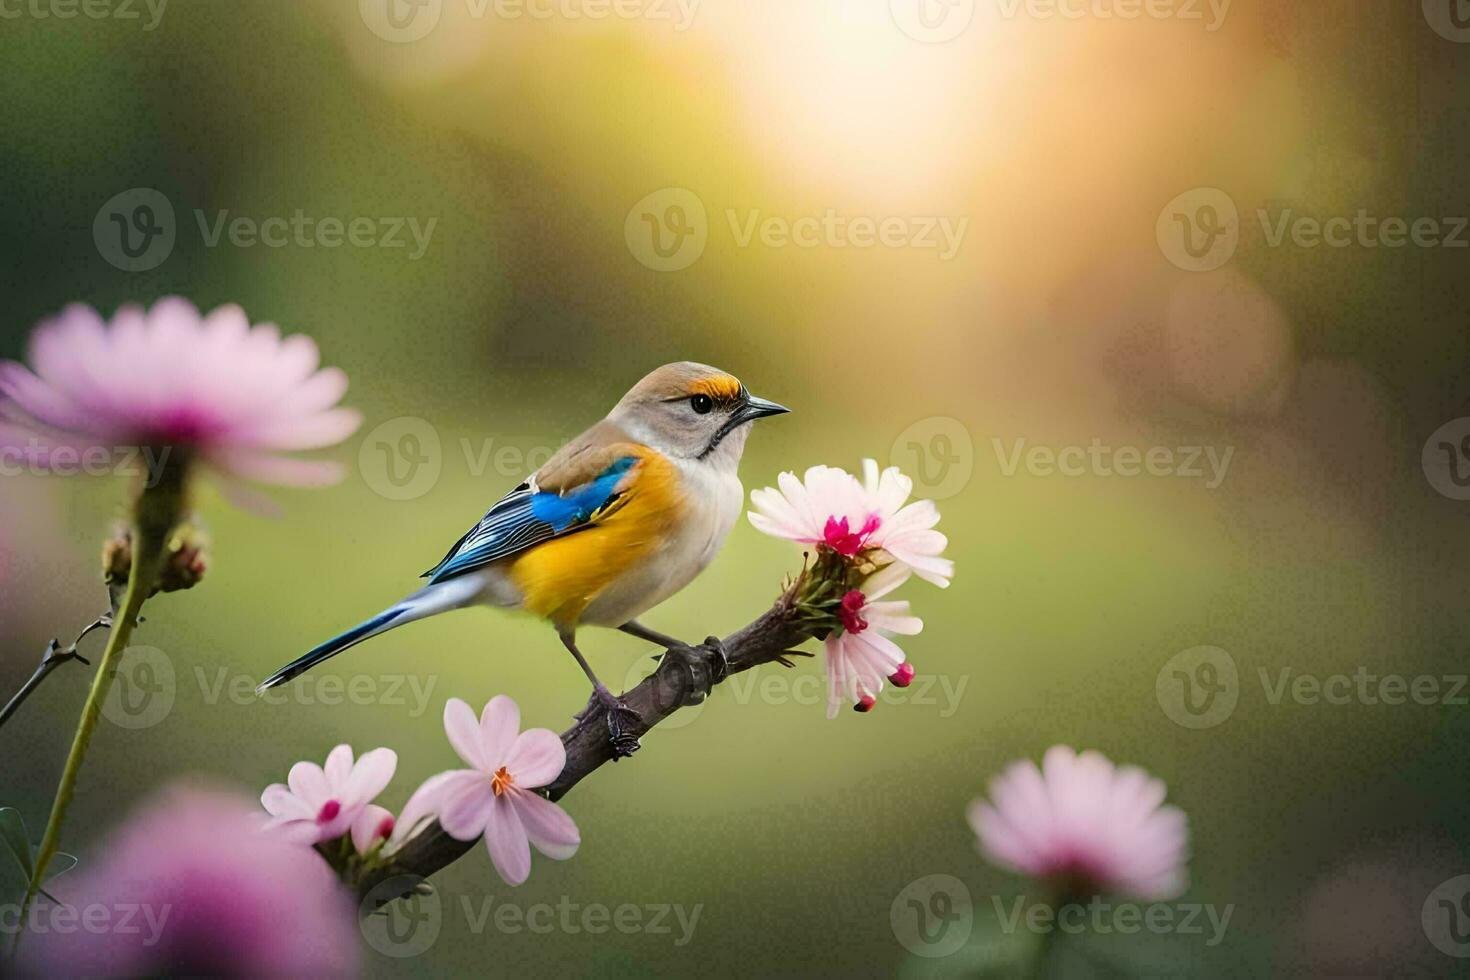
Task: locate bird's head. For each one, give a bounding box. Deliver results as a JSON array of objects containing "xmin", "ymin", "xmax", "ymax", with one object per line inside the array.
[{"xmin": 609, "ymin": 362, "xmax": 789, "ymax": 465}]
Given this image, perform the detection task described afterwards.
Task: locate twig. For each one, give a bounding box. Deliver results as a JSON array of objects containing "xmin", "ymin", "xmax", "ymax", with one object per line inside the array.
[
  {"xmin": 0, "ymin": 615, "xmax": 111, "ymax": 729},
  {"xmin": 357, "ymin": 591, "xmax": 817, "ymax": 903}
]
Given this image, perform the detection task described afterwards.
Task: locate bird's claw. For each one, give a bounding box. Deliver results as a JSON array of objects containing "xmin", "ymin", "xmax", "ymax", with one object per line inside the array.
[
  {"xmin": 701, "ymin": 635, "xmax": 731, "ymax": 685},
  {"xmin": 593, "ymin": 687, "xmax": 641, "ymax": 760}
]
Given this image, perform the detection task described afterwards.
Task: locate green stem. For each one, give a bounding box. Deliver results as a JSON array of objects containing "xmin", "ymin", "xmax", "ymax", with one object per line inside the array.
[
  {"xmin": 11, "ymin": 471, "xmax": 183, "ymax": 957},
  {"xmin": 1026, "ymin": 894, "xmax": 1065, "ymax": 980}
]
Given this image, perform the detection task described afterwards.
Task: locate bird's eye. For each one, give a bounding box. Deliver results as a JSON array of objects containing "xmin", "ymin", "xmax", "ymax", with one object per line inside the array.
[{"xmin": 690, "ymin": 394, "xmax": 714, "ymax": 414}]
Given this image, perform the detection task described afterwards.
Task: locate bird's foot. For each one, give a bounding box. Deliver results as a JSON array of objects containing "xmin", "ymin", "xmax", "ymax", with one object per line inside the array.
[
  {"xmin": 588, "ymin": 685, "xmax": 641, "ymax": 760},
  {"xmin": 700, "ymin": 635, "xmax": 731, "ymax": 685}
]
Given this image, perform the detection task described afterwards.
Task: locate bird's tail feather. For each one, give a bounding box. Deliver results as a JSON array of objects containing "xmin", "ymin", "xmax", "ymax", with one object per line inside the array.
[
  {"xmin": 256, "ymin": 607, "xmax": 406, "ymax": 693},
  {"xmin": 257, "ymin": 577, "xmax": 484, "ymax": 694}
]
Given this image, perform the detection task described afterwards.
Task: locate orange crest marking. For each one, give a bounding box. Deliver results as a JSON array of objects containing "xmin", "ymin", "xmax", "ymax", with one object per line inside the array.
[{"xmin": 688, "ymin": 374, "xmax": 743, "ymax": 403}]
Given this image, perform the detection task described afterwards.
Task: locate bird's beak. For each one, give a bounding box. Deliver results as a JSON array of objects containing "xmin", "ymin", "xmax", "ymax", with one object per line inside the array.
[{"xmin": 736, "ymin": 394, "xmax": 790, "ymax": 424}]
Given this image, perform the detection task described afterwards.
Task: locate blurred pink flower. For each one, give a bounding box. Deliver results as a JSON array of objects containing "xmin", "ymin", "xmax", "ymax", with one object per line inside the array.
[
  {"xmin": 968, "ymin": 746, "xmax": 1189, "ymax": 901},
  {"xmin": 261, "ymin": 743, "xmax": 397, "ymax": 844},
  {"xmin": 432, "ymin": 696, "xmax": 580, "ymax": 886},
  {"xmin": 19, "ymin": 784, "xmax": 357, "ymax": 977},
  {"xmin": 825, "ymin": 564, "xmax": 923, "ymax": 718},
  {"xmin": 0, "ymin": 298, "xmax": 360, "ymax": 488}
]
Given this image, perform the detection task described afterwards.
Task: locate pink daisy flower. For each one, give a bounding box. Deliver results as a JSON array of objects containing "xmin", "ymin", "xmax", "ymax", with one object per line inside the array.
[
  {"xmin": 747, "ymin": 461, "xmax": 953, "ymax": 585},
  {"xmin": 968, "ymin": 746, "xmax": 1190, "ymax": 900},
  {"xmin": 431, "ymin": 695, "xmax": 580, "ymax": 886},
  {"xmin": 0, "ymin": 297, "xmax": 360, "ymax": 488},
  {"xmin": 825, "ymin": 563, "xmax": 924, "ymax": 718},
  {"xmin": 261, "ymin": 744, "xmax": 397, "ymax": 845},
  {"xmin": 859, "ymin": 459, "xmax": 953, "ymax": 587},
  {"xmin": 748, "ymin": 464, "xmax": 880, "ymax": 556}
]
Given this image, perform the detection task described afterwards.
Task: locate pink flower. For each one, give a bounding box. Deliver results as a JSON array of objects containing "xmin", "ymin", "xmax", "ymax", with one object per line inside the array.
[
  {"xmin": 0, "ymin": 298, "xmax": 360, "ymax": 488},
  {"xmin": 19, "ymin": 784, "xmax": 358, "ymax": 977},
  {"xmin": 859, "ymin": 459, "xmax": 953, "ymax": 587},
  {"xmin": 431, "ymin": 696, "xmax": 580, "ymax": 886},
  {"xmin": 261, "ymin": 744, "xmax": 397, "ymax": 844},
  {"xmin": 349, "ymin": 773, "xmax": 447, "ymax": 856},
  {"xmin": 824, "ymin": 564, "xmax": 923, "ymax": 718},
  {"xmin": 748, "ymin": 464, "xmax": 877, "ymax": 552},
  {"xmin": 968, "ymin": 746, "xmax": 1190, "ymax": 900},
  {"xmin": 350, "ymin": 804, "xmax": 398, "ymax": 854},
  {"xmin": 746, "ymin": 461, "xmax": 953, "ymax": 586}
]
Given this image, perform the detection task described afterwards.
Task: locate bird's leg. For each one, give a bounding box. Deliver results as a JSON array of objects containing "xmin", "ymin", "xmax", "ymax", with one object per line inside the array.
[
  {"xmin": 619, "ymin": 622, "xmax": 731, "ymax": 697},
  {"xmin": 559, "ymin": 629, "xmax": 641, "ymax": 759},
  {"xmin": 618, "ymin": 620, "xmax": 685, "ymax": 650}
]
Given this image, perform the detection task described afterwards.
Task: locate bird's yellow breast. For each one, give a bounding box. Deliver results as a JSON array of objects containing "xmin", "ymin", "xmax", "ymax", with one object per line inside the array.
[{"xmin": 508, "ymin": 450, "xmax": 684, "ymax": 628}]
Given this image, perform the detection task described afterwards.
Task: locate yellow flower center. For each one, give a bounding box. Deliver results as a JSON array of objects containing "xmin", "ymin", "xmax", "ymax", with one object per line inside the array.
[{"xmin": 491, "ymin": 766, "xmax": 514, "ymax": 797}]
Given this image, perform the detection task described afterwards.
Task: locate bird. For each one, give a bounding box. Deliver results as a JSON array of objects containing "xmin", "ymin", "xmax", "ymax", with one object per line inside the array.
[{"xmin": 257, "ymin": 362, "xmax": 789, "ymax": 756}]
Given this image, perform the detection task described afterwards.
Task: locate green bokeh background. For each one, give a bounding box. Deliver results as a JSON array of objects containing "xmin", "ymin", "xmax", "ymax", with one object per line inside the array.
[{"xmin": 3, "ymin": 1, "xmax": 1470, "ymax": 976}]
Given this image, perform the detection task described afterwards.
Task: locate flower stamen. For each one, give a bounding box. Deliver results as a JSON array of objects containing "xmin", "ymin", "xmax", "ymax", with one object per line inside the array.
[
  {"xmin": 491, "ymin": 766, "xmax": 514, "ymax": 797},
  {"xmin": 837, "ymin": 590, "xmax": 869, "ymax": 634},
  {"xmin": 822, "ymin": 513, "xmax": 881, "ymax": 556}
]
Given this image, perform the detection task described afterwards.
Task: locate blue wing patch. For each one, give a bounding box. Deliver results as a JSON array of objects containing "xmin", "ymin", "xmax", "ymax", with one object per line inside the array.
[
  {"xmin": 422, "ymin": 457, "xmax": 637, "ymax": 583},
  {"xmin": 529, "ymin": 456, "xmax": 635, "ymax": 530}
]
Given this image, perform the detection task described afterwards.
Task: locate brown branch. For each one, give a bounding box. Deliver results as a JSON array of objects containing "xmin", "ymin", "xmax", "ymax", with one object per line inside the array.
[
  {"xmin": 0, "ymin": 615, "xmax": 111, "ymax": 729},
  {"xmin": 357, "ymin": 591, "xmax": 817, "ymax": 903}
]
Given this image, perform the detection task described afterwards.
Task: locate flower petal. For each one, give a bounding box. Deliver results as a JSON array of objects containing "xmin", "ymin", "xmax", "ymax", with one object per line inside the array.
[
  {"xmin": 484, "ymin": 793, "xmax": 532, "ymax": 886},
  {"xmin": 343, "ymin": 748, "xmax": 397, "ymax": 809},
  {"xmin": 444, "ymin": 698, "xmax": 487, "ymax": 770},
  {"xmin": 504, "ymin": 729, "xmax": 566, "ymax": 789},
  {"xmin": 208, "ymin": 449, "xmax": 346, "ymax": 488},
  {"xmin": 262, "ymin": 815, "xmax": 322, "ymax": 845},
  {"xmin": 437, "ymin": 771, "xmax": 495, "ymax": 841},
  {"xmin": 388, "ymin": 771, "xmax": 459, "ymax": 850},
  {"xmin": 864, "ymin": 599, "xmax": 923, "ymax": 636},
  {"xmin": 480, "ymin": 695, "xmax": 521, "ymax": 769},
  {"xmin": 511, "ymin": 789, "xmax": 580, "ymax": 861},
  {"xmin": 861, "ymin": 563, "xmax": 912, "ymax": 601},
  {"xmin": 286, "ymin": 761, "xmax": 328, "ymax": 807},
  {"xmin": 260, "ymin": 783, "xmax": 311, "ymax": 819},
  {"xmin": 351, "ymin": 804, "xmax": 394, "ymax": 855},
  {"xmin": 323, "ymin": 744, "xmax": 354, "ymax": 788}
]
